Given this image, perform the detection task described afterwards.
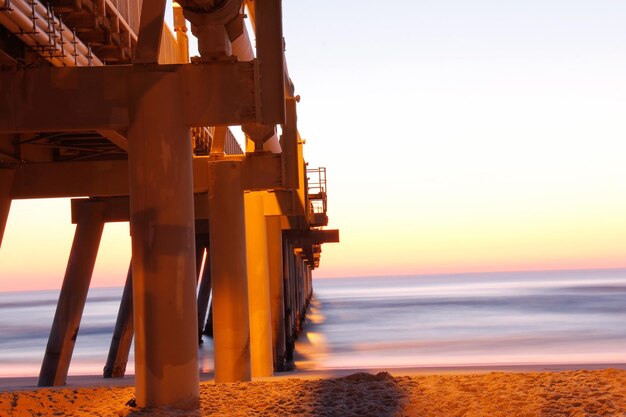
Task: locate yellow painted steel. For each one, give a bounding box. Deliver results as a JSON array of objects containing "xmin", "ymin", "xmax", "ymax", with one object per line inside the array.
[
  {"xmin": 208, "ymin": 160, "xmax": 252, "ymax": 383},
  {"xmin": 244, "ymin": 191, "xmax": 274, "ymax": 377}
]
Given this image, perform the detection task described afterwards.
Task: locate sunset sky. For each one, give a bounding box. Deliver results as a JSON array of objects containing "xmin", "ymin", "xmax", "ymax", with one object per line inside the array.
[{"xmin": 1, "ymin": 0, "xmax": 626, "ymax": 291}]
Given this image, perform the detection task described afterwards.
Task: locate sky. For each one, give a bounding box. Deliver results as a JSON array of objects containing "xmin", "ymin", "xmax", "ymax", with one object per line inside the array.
[{"xmin": 1, "ymin": 0, "xmax": 626, "ymax": 291}]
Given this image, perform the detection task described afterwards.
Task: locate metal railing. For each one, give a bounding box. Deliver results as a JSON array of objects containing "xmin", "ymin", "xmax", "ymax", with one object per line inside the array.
[
  {"xmin": 106, "ymin": 0, "xmax": 142, "ymax": 35},
  {"xmin": 307, "ymin": 167, "xmax": 327, "ymax": 215}
]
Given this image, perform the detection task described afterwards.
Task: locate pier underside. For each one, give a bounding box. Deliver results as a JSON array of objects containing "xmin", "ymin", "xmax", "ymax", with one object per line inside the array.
[{"xmin": 0, "ymin": 0, "xmax": 338, "ymax": 409}]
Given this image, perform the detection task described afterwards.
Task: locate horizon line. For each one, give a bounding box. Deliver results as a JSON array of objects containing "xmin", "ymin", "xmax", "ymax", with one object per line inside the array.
[
  {"xmin": 312, "ymin": 265, "xmax": 626, "ymax": 280},
  {"xmin": 3, "ymin": 265, "xmax": 626, "ymax": 294}
]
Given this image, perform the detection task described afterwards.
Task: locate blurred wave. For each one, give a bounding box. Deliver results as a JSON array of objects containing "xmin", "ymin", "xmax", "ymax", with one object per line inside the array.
[
  {"xmin": 2, "ymin": 269, "xmax": 626, "ymax": 377},
  {"xmin": 296, "ymin": 269, "xmax": 626, "ymax": 370}
]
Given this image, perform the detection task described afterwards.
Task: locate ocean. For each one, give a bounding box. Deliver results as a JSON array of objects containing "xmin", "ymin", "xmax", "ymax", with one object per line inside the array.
[{"xmin": 1, "ymin": 269, "xmax": 626, "ymax": 378}]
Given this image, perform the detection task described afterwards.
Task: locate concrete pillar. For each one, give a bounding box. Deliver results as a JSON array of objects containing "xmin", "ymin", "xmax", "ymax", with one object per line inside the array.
[
  {"xmin": 303, "ymin": 261, "xmax": 310, "ymax": 309},
  {"xmin": 244, "ymin": 192, "xmax": 273, "ymax": 377},
  {"xmin": 304, "ymin": 264, "xmax": 313, "ymax": 305},
  {"xmin": 282, "ymin": 239, "xmax": 295, "ymax": 365},
  {"xmin": 38, "ymin": 200, "xmax": 105, "ymax": 386},
  {"xmin": 294, "ymin": 250, "xmax": 303, "ymax": 329},
  {"xmin": 127, "ymin": 68, "xmax": 199, "ymax": 409},
  {"xmin": 0, "ymin": 168, "xmax": 14, "ymax": 248},
  {"xmin": 298, "ymin": 254, "xmax": 305, "ymax": 326},
  {"xmin": 266, "ymin": 216, "xmax": 286, "ymax": 371},
  {"xmin": 302, "ymin": 262, "xmax": 308, "ymax": 308},
  {"xmin": 208, "ymin": 160, "xmax": 251, "ymax": 382},
  {"xmin": 308, "ymin": 266, "xmax": 312, "ymax": 297},
  {"xmin": 104, "ymin": 263, "xmax": 134, "ymax": 378}
]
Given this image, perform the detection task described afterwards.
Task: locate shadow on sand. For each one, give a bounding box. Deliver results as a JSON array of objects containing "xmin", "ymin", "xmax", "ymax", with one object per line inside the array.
[{"xmin": 305, "ymin": 371, "xmax": 406, "ymax": 417}]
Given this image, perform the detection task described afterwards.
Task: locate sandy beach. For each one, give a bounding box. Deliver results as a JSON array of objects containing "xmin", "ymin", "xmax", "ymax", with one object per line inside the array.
[{"xmin": 2, "ymin": 367, "xmax": 626, "ymax": 416}]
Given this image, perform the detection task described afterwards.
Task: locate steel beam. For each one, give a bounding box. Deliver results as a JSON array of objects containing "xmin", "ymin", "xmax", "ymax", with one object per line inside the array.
[
  {"xmin": 96, "ymin": 129, "xmax": 129, "ymax": 151},
  {"xmin": 286, "ymin": 229, "xmax": 340, "ymax": 246},
  {"xmin": 281, "ymin": 97, "xmax": 299, "ymax": 189},
  {"xmin": 70, "ymin": 196, "xmax": 131, "ymax": 223},
  {"xmin": 253, "ymin": 0, "xmax": 285, "ymax": 124},
  {"xmin": 10, "ymin": 153, "xmax": 283, "ymax": 199},
  {"xmin": 181, "ymin": 61, "xmax": 256, "ymax": 126},
  {"xmin": 0, "ymin": 62, "xmax": 256, "ymax": 134},
  {"xmin": 11, "ymin": 160, "xmax": 129, "ymax": 199},
  {"xmin": 68, "ymin": 189, "xmax": 301, "ymax": 224},
  {"xmin": 0, "ymin": 66, "xmax": 130, "ymax": 133},
  {"xmin": 242, "ymin": 153, "xmax": 283, "ymax": 190}
]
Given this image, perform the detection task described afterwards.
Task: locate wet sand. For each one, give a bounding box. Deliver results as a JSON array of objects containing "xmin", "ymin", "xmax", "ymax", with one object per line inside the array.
[{"xmin": 2, "ymin": 366, "xmax": 626, "ymax": 416}]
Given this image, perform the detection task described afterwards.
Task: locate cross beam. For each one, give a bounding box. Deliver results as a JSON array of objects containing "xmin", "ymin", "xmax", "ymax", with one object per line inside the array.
[
  {"xmin": 0, "ymin": 61, "xmax": 261, "ymax": 134},
  {"xmin": 69, "ymin": 189, "xmax": 304, "ymax": 224},
  {"xmin": 8, "ymin": 153, "xmax": 284, "ymax": 199}
]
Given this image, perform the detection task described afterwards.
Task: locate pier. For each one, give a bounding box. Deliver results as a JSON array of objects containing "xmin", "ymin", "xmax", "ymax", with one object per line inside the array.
[{"xmin": 0, "ymin": 0, "xmax": 338, "ymax": 409}]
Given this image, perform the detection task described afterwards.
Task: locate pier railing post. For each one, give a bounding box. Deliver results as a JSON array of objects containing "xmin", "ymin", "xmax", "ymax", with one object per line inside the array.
[
  {"xmin": 38, "ymin": 199, "xmax": 105, "ymax": 387},
  {"xmin": 208, "ymin": 159, "xmax": 252, "ymax": 382},
  {"xmin": 127, "ymin": 67, "xmax": 199, "ymax": 409}
]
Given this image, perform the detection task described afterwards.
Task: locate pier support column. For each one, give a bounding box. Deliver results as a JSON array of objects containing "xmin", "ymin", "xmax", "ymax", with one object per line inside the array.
[
  {"xmin": 266, "ymin": 216, "xmax": 286, "ymax": 371},
  {"xmin": 104, "ymin": 263, "xmax": 134, "ymax": 378},
  {"xmin": 283, "ymin": 239, "xmax": 295, "ymax": 365},
  {"xmin": 0, "ymin": 168, "xmax": 14, "ymax": 247},
  {"xmin": 208, "ymin": 160, "xmax": 251, "ymax": 382},
  {"xmin": 127, "ymin": 69, "xmax": 199, "ymax": 409},
  {"xmin": 38, "ymin": 199, "xmax": 105, "ymax": 386},
  {"xmin": 244, "ymin": 191, "xmax": 273, "ymax": 377},
  {"xmin": 294, "ymin": 249, "xmax": 303, "ymax": 331}
]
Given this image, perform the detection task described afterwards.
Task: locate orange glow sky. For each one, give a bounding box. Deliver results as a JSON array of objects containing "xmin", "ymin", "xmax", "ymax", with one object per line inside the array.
[{"xmin": 1, "ymin": 1, "xmax": 626, "ymax": 291}]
